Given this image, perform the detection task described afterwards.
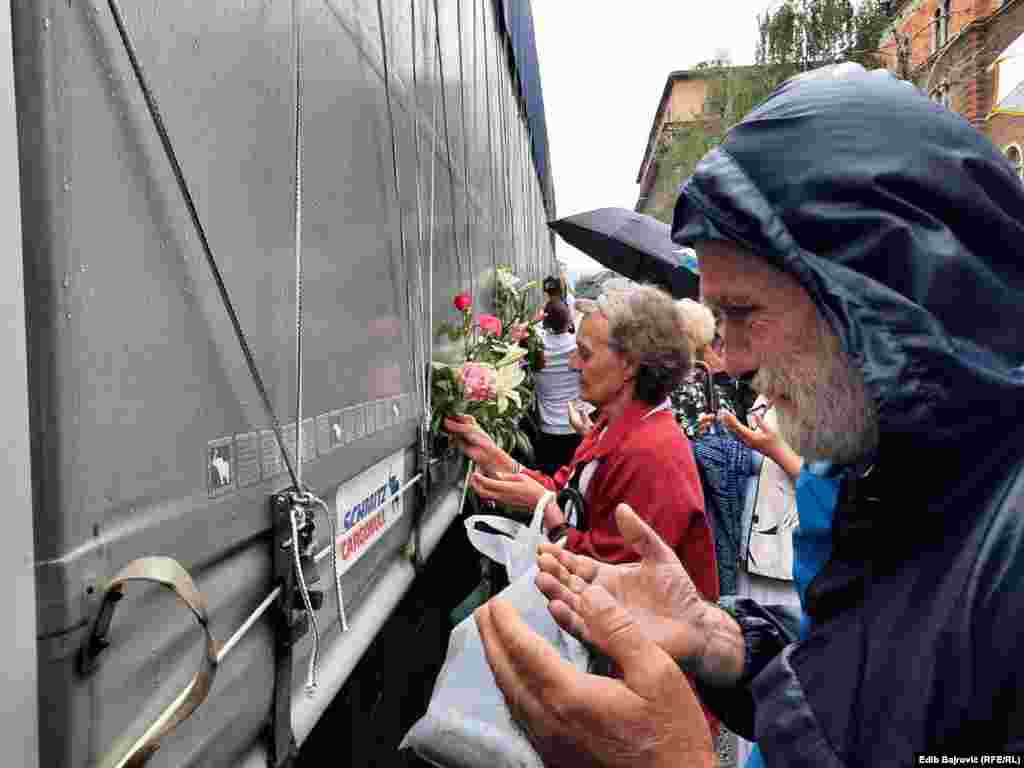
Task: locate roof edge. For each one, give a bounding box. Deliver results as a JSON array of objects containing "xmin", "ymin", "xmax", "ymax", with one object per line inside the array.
[{"xmin": 635, "ymin": 65, "xmax": 764, "ymax": 184}]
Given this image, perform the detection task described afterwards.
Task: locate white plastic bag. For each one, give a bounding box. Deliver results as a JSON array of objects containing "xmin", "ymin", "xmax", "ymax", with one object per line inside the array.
[
  {"xmin": 399, "ymin": 564, "xmax": 589, "ymax": 768},
  {"xmin": 464, "ymin": 491, "xmax": 553, "ymax": 581},
  {"xmin": 400, "ymin": 492, "xmax": 589, "ymax": 767}
]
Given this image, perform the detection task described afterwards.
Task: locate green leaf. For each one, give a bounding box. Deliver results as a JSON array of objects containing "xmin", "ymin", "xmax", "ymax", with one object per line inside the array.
[
  {"xmin": 436, "ymin": 321, "xmax": 467, "ymax": 341},
  {"xmin": 514, "ymin": 430, "xmax": 534, "ymax": 461}
]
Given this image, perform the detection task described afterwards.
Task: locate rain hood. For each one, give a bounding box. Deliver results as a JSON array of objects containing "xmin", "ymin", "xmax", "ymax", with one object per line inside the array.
[
  {"xmin": 675, "ymin": 67, "xmax": 1024, "ymax": 766},
  {"xmin": 672, "ymin": 67, "xmax": 1024, "ymax": 474}
]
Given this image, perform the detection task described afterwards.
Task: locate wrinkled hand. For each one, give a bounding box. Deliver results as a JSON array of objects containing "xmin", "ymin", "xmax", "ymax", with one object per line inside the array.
[
  {"xmin": 470, "ymin": 471, "xmax": 552, "ymax": 514},
  {"xmin": 568, "ymin": 400, "xmax": 595, "ymax": 436},
  {"xmin": 712, "ymin": 409, "xmax": 804, "ymax": 480},
  {"xmin": 695, "ymin": 412, "xmax": 717, "ymax": 436},
  {"xmin": 475, "ymin": 584, "xmax": 713, "ymax": 768},
  {"xmin": 444, "ymin": 415, "xmax": 504, "ymax": 473},
  {"xmin": 716, "ymin": 409, "xmax": 779, "ymax": 454},
  {"xmin": 535, "ymin": 504, "xmax": 709, "ymax": 664}
]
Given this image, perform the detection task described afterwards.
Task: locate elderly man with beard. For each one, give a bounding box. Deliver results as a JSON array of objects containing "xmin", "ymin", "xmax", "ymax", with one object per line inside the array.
[{"xmin": 474, "ymin": 64, "xmax": 1024, "ymax": 767}]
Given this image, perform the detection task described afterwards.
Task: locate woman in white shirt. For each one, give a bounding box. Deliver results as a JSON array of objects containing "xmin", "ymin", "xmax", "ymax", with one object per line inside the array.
[{"xmin": 532, "ymin": 299, "xmax": 582, "ymax": 476}]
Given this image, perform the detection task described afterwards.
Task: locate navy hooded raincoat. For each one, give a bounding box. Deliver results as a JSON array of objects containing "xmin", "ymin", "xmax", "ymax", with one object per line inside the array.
[{"xmin": 672, "ymin": 67, "xmax": 1024, "ymax": 766}]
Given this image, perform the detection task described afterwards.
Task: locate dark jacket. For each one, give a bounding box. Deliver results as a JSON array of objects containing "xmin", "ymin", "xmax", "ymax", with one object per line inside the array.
[
  {"xmin": 691, "ymin": 431, "xmax": 755, "ymax": 596},
  {"xmin": 672, "ymin": 66, "xmax": 1024, "ymax": 766}
]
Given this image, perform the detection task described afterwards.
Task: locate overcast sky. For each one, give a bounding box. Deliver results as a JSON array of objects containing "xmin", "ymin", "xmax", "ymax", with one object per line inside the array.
[{"xmin": 532, "ymin": 2, "xmax": 775, "ymax": 278}]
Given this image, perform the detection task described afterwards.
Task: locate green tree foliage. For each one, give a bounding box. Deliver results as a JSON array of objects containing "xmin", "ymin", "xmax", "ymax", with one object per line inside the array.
[
  {"xmin": 645, "ymin": 61, "xmax": 779, "ymax": 224},
  {"xmin": 646, "ymin": 120, "xmax": 720, "ymax": 224},
  {"xmin": 644, "ymin": 1, "xmax": 890, "ymax": 225},
  {"xmin": 703, "ymin": 65, "xmax": 781, "ymax": 133},
  {"xmin": 757, "ymin": 0, "xmax": 890, "ymax": 71}
]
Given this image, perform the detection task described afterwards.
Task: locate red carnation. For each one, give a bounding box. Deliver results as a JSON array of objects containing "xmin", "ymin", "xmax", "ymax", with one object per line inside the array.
[
  {"xmin": 477, "ymin": 314, "xmax": 503, "ymax": 336},
  {"xmin": 453, "ymin": 293, "xmax": 473, "ymax": 312}
]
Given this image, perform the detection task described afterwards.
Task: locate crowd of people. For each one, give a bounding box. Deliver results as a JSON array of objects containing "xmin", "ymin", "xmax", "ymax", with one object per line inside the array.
[{"xmin": 443, "ymin": 62, "xmax": 1024, "ymax": 767}]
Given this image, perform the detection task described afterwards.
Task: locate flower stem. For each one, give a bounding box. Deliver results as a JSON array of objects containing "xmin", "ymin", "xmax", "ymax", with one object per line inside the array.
[{"xmin": 459, "ymin": 459, "xmax": 475, "ymax": 518}]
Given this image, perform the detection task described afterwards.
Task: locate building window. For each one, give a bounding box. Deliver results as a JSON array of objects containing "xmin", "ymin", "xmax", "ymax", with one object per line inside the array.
[
  {"xmin": 932, "ymin": 1, "xmax": 950, "ymax": 52},
  {"xmin": 1005, "ymin": 144, "xmax": 1024, "ymax": 182}
]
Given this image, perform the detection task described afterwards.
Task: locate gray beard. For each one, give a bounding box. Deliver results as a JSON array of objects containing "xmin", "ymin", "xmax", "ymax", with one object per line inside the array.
[
  {"xmin": 776, "ymin": 393, "xmax": 877, "ymax": 465},
  {"xmin": 757, "ymin": 321, "xmax": 879, "ymax": 466}
]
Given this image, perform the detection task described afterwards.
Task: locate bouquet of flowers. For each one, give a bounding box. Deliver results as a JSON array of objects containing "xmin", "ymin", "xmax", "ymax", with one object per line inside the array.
[
  {"xmin": 431, "ymin": 270, "xmax": 543, "ymax": 460},
  {"xmin": 493, "ymin": 265, "xmax": 545, "ymax": 373}
]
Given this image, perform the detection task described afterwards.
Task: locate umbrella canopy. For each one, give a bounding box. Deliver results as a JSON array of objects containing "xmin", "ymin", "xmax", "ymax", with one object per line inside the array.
[{"xmin": 548, "ymin": 207, "xmax": 699, "ymax": 299}]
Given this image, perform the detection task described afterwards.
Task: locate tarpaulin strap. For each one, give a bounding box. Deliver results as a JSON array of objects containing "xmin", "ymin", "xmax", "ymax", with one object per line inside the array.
[{"xmin": 85, "ymin": 557, "xmax": 219, "ymax": 768}]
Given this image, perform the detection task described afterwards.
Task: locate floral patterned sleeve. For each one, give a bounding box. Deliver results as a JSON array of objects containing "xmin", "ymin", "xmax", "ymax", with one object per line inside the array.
[{"xmin": 671, "ymin": 376, "xmax": 737, "ymax": 439}]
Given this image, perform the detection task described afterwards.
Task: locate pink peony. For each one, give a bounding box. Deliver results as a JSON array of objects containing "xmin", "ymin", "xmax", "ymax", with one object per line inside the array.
[
  {"xmin": 477, "ymin": 314, "xmax": 503, "ymax": 336},
  {"xmin": 509, "ymin": 323, "xmax": 529, "ymax": 343},
  {"xmin": 453, "ymin": 293, "xmax": 473, "ymax": 312},
  {"xmin": 460, "ymin": 363, "xmax": 495, "ymax": 402}
]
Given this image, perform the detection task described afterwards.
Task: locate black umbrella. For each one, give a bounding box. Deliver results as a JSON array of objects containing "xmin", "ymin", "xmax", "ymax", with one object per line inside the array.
[{"xmin": 548, "ymin": 207, "xmax": 700, "ymax": 299}]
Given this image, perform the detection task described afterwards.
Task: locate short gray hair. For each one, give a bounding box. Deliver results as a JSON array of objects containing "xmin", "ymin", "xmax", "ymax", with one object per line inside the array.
[
  {"xmin": 579, "ymin": 285, "xmax": 694, "ymax": 404},
  {"xmin": 675, "ymin": 298, "xmax": 716, "ymax": 354}
]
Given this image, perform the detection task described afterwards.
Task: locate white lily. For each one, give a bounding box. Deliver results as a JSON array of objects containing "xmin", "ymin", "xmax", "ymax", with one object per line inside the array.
[
  {"xmin": 496, "ymin": 266, "xmax": 521, "ymax": 289},
  {"xmin": 494, "ymin": 363, "xmax": 525, "ymax": 413},
  {"xmin": 494, "ymin": 344, "xmax": 529, "ymax": 368}
]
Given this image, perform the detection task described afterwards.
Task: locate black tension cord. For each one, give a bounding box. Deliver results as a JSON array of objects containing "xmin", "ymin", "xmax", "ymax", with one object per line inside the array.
[
  {"xmin": 375, "ymin": 0, "xmax": 408, "ymax": 303},
  {"xmin": 106, "ymin": 0, "xmax": 300, "ymax": 490},
  {"xmin": 456, "ymin": 0, "xmax": 475, "ymax": 300},
  {"xmin": 292, "ymin": 0, "xmax": 306, "ymax": 489},
  {"xmin": 481, "ymin": 0, "xmax": 498, "ymax": 272},
  {"xmin": 494, "ymin": 14, "xmax": 514, "ymax": 266}
]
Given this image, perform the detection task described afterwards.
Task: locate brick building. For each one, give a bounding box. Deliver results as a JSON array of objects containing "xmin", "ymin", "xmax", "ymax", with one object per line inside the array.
[
  {"xmin": 989, "ymin": 32, "xmax": 1024, "ymax": 177},
  {"xmin": 635, "ymin": 5, "xmax": 1024, "ymax": 220},
  {"xmin": 877, "ymin": 0, "xmax": 1024, "ymax": 177},
  {"xmin": 634, "ymin": 68, "xmax": 744, "ymax": 218}
]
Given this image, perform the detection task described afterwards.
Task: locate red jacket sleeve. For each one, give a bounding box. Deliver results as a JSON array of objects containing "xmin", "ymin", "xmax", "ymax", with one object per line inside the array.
[
  {"xmin": 565, "ymin": 434, "xmax": 719, "ymax": 602},
  {"xmin": 521, "ymin": 467, "xmax": 559, "ymax": 493}
]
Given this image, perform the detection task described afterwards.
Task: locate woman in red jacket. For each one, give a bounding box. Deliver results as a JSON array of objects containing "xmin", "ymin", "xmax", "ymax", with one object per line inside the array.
[
  {"xmin": 447, "ymin": 284, "xmax": 719, "ymax": 733},
  {"xmin": 445, "ymin": 283, "xmax": 717, "ymax": 602}
]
